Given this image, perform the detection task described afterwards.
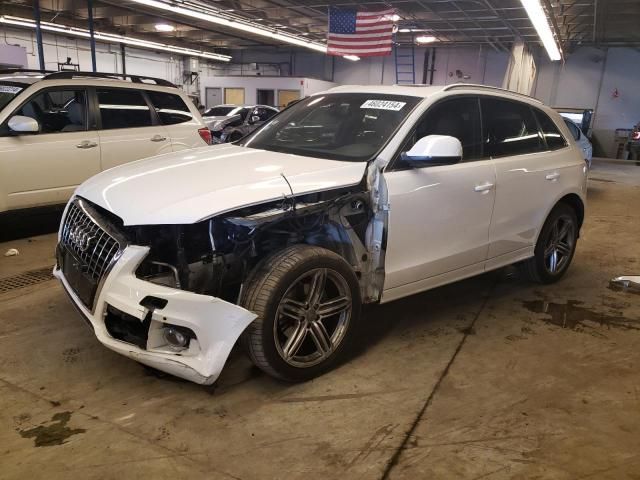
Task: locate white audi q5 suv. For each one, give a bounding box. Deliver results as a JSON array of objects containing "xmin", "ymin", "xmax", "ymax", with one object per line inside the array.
[{"xmin": 54, "ymin": 84, "xmax": 587, "ymax": 384}]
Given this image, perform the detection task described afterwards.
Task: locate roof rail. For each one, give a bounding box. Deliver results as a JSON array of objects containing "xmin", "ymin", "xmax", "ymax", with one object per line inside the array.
[
  {"xmin": 443, "ymin": 83, "xmax": 542, "ymax": 104},
  {"xmin": 0, "ymin": 68, "xmax": 55, "ymax": 75},
  {"xmin": 42, "ymin": 71, "xmax": 176, "ymax": 87}
]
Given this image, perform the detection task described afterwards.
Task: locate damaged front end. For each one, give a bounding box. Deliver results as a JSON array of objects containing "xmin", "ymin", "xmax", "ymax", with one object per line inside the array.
[
  {"xmin": 56, "ymin": 162, "xmax": 390, "ymax": 384},
  {"xmin": 134, "ymin": 162, "xmax": 390, "ymax": 304}
]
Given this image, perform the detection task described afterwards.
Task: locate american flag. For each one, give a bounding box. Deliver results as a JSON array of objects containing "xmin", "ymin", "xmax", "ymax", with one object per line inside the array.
[{"xmin": 327, "ymin": 7, "xmax": 395, "ymax": 57}]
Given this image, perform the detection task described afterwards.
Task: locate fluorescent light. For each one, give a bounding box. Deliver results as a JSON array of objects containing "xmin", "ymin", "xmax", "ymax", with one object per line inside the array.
[
  {"xmin": 343, "ymin": 55, "xmax": 360, "ymax": 61},
  {"xmin": 154, "ymin": 23, "xmax": 175, "ymax": 32},
  {"xmin": 415, "ymin": 35, "xmax": 437, "ymax": 44},
  {"xmin": 519, "ymin": 0, "xmax": 561, "ymax": 61},
  {"xmin": 0, "ymin": 15, "xmax": 231, "ymax": 61},
  {"xmin": 128, "ymin": 0, "xmax": 328, "ymax": 53}
]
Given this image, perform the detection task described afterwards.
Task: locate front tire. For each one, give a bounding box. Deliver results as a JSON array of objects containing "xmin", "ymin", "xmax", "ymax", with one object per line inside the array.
[
  {"xmin": 240, "ymin": 245, "xmax": 361, "ymax": 382},
  {"xmin": 522, "ymin": 203, "xmax": 578, "ymax": 284}
]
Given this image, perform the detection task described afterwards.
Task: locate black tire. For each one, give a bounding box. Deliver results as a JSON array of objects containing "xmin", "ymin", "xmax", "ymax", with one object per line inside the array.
[
  {"xmin": 240, "ymin": 245, "xmax": 361, "ymax": 382},
  {"xmin": 521, "ymin": 203, "xmax": 579, "ymax": 284}
]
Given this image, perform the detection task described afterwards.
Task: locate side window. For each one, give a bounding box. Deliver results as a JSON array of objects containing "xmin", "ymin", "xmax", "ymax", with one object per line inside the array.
[
  {"xmin": 534, "ymin": 110, "xmax": 568, "ymax": 150},
  {"xmin": 97, "ymin": 89, "xmax": 152, "ymax": 130},
  {"xmin": 256, "ymin": 107, "xmax": 277, "ymax": 122},
  {"xmin": 147, "ymin": 91, "xmax": 193, "ymax": 125},
  {"xmin": 481, "ymin": 98, "xmax": 544, "ymax": 157},
  {"xmin": 563, "ymin": 119, "xmax": 580, "ymax": 141},
  {"xmin": 414, "ymin": 96, "xmax": 483, "ymax": 161},
  {"xmin": 16, "ymin": 89, "xmax": 87, "ymax": 134}
]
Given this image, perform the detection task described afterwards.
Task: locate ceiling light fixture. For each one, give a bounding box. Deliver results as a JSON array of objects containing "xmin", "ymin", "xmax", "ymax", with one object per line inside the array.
[
  {"xmin": 128, "ymin": 0, "xmax": 328, "ymax": 53},
  {"xmin": 415, "ymin": 35, "xmax": 437, "ymax": 44},
  {"xmin": 154, "ymin": 23, "xmax": 176, "ymax": 32},
  {"xmin": 519, "ymin": 0, "xmax": 561, "ymax": 61},
  {"xmin": 0, "ymin": 15, "xmax": 231, "ymax": 61},
  {"xmin": 343, "ymin": 55, "xmax": 360, "ymax": 61}
]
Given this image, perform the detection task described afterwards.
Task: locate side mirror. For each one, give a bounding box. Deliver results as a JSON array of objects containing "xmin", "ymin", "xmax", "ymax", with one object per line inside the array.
[
  {"xmin": 8, "ymin": 115, "xmax": 39, "ymax": 134},
  {"xmin": 249, "ymin": 115, "xmax": 261, "ymax": 124},
  {"xmin": 401, "ymin": 135, "xmax": 462, "ymax": 167}
]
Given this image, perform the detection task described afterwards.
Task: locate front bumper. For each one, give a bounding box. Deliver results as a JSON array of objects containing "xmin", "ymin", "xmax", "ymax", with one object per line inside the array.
[{"xmin": 54, "ymin": 244, "xmax": 256, "ymax": 385}]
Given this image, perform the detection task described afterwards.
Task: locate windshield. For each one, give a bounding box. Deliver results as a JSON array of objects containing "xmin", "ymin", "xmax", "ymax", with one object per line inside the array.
[
  {"xmin": 241, "ymin": 93, "xmax": 421, "ymax": 162},
  {"xmin": 0, "ymin": 84, "xmax": 24, "ymax": 111},
  {"xmin": 204, "ymin": 106, "xmax": 242, "ymax": 117}
]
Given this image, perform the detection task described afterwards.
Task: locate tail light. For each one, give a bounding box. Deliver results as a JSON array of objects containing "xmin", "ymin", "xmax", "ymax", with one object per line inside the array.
[{"xmin": 198, "ymin": 127, "xmax": 212, "ymax": 145}]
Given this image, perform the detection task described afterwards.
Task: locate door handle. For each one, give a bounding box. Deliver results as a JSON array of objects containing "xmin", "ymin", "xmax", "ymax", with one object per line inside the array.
[
  {"xmin": 474, "ymin": 182, "xmax": 494, "ymax": 193},
  {"xmin": 76, "ymin": 140, "xmax": 98, "ymax": 149},
  {"xmin": 150, "ymin": 134, "xmax": 167, "ymax": 142},
  {"xmin": 545, "ymin": 172, "xmax": 560, "ymax": 181}
]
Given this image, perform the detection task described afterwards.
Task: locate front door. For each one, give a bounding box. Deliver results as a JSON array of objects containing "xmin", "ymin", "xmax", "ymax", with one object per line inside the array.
[
  {"xmin": 383, "ymin": 96, "xmax": 496, "ymax": 296},
  {"xmin": 205, "ymin": 87, "xmax": 222, "ymax": 109},
  {"xmin": 95, "ymin": 87, "xmax": 172, "ymax": 170},
  {"xmin": 0, "ymin": 87, "xmax": 100, "ymax": 209}
]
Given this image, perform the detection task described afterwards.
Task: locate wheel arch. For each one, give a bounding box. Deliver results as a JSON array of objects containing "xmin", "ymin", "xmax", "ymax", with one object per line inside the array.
[{"xmin": 557, "ymin": 193, "xmax": 585, "ymax": 231}]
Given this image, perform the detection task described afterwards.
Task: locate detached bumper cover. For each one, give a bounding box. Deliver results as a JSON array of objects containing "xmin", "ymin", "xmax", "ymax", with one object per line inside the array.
[{"xmin": 54, "ymin": 245, "xmax": 257, "ymax": 385}]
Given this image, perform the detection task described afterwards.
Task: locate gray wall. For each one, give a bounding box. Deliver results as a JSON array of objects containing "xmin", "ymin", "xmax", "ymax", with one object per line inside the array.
[{"xmin": 534, "ymin": 47, "xmax": 640, "ymax": 157}]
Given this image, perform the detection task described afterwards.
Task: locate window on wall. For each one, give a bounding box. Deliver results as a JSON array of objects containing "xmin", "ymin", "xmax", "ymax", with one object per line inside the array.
[
  {"xmin": 534, "ymin": 109, "xmax": 568, "ymax": 150},
  {"xmin": 147, "ymin": 91, "xmax": 193, "ymax": 125},
  {"xmin": 97, "ymin": 89, "xmax": 152, "ymax": 130},
  {"xmin": 410, "ymin": 96, "xmax": 483, "ymax": 161},
  {"xmin": 481, "ymin": 98, "xmax": 544, "ymax": 157},
  {"xmin": 16, "ymin": 89, "xmax": 87, "ymax": 134}
]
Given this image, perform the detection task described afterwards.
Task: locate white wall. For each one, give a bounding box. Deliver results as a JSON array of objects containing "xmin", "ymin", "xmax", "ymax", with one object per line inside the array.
[
  {"xmin": 199, "ymin": 76, "xmax": 335, "ymax": 106},
  {"xmin": 534, "ymin": 47, "xmax": 640, "ymax": 157},
  {"xmin": 330, "ymin": 46, "xmax": 509, "ymax": 87}
]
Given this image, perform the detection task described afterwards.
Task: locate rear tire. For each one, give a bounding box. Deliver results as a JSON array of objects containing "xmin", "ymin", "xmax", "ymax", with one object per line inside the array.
[
  {"xmin": 521, "ymin": 203, "xmax": 578, "ymax": 284},
  {"xmin": 240, "ymin": 245, "xmax": 361, "ymax": 382}
]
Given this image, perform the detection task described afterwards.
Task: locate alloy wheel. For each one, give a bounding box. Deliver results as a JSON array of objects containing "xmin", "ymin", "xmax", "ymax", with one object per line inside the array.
[
  {"xmin": 274, "ymin": 268, "xmax": 352, "ymax": 368},
  {"xmin": 543, "ymin": 214, "xmax": 576, "ymax": 275}
]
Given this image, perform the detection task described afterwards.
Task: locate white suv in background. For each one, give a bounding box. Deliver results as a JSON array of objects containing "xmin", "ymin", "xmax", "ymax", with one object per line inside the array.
[
  {"xmin": 54, "ymin": 84, "xmax": 587, "ymax": 385},
  {"xmin": 0, "ymin": 70, "xmax": 210, "ymax": 215}
]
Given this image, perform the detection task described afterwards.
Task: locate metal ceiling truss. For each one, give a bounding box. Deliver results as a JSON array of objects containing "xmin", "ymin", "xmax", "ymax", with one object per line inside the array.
[{"xmin": 1, "ymin": 0, "xmax": 639, "ymax": 61}]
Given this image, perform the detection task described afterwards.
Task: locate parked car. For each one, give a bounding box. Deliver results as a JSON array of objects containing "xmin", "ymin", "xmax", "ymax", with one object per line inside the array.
[
  {"xmin": 55, "ymin": 84, "xmax": 587, "ymax": 385},
  {"xmin": 563, "ymin": 117, "xmax": 593, "ymax": 167},
  {"xmin": 203, "ymin": 104, "xmax": 279, "ymax": 143},
  {"xmin": 0, "ymin": 69, "xmax": 210, "ymax": 215}
]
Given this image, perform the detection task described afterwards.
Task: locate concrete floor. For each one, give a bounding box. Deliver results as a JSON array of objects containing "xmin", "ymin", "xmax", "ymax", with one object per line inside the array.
[{"xmin": 1, "ymin": 161, "xmax": 639, "ymax": 480}]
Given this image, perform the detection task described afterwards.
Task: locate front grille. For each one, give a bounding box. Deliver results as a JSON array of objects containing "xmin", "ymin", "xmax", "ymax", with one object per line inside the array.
[{"xmin": 60, "ymin": 201, "xmax": 120, "ymax": 283}]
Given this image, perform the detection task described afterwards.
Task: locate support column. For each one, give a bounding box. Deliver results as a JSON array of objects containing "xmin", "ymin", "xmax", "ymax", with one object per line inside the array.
[
  {"xmin": 33, "ymin": 0, "xmax": 45, "ymax": 71},
  {"xmin": 88, "ymin": 0, "xmax": 97, "ymax": 72}
]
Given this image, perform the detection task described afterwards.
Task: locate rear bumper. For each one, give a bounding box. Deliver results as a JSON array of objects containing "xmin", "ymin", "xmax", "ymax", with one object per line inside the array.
[{"xmin": 54, "ymin": 245, "xmax": 256, "ymax": 385}]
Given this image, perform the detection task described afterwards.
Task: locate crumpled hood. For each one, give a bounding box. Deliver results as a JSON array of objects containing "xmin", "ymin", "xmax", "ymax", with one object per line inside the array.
[{"xmin": 75, "ymin": 144, "xmax": 367, "ymax": 226}]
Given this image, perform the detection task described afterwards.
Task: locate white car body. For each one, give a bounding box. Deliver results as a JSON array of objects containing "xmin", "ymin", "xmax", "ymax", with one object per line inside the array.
[
  {"xmin": 562, "ymin": 117, "xmax": 593, "ymax": 167},
  {"xmin": 0, "ymin": 71, "xmax": 209, "ymax": 214},
  {"xmin": 55, "ymin": 84, "xmax": 588, "ymax": 384}
]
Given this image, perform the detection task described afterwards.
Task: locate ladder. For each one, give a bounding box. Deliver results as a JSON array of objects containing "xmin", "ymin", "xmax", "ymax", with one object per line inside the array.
[{"xmin": 395, "ymin": 44, "xmax": 415, "ymax": 84}]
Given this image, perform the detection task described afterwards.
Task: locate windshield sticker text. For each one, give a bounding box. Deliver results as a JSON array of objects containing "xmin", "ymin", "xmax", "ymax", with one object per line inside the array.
[{"xmin": 360, "ymin": 100, "xmax": 406, "ymax": 111}]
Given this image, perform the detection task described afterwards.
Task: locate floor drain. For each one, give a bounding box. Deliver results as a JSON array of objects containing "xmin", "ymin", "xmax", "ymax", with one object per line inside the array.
[{"xmin": 0, "ymin": 266, "xmax": 55, "ymax": 294}]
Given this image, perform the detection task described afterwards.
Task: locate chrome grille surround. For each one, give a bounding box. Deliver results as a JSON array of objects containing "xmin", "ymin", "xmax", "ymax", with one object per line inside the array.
[{"xmin": 59, "ymin": 199, "xmax": 124, "ymax": 308}]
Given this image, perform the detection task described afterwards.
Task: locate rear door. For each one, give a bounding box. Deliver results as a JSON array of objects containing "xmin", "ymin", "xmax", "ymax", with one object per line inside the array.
[
  {"xmin": 383, "ymin": 96, "xmax": 496, "ymax": 295},
  {"xmin": 146, "ymin": 90, "xmax": 205, "ymax": 151},
  {"xmin": 482, "ymin": 97, "xmax": 571, "ymax": 262},
  {"xmin": 95, "ymin": 87, "xmax": 171, "ymax": 170},
  {"xmin": 0, "ymin": 86, "xmax": 100, "ymax": 210}
]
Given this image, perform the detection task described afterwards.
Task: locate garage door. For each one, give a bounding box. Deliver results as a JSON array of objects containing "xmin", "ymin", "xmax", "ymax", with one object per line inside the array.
[{"xmin": 224, "ymin": 88, "xmax": 245, "ymax": 105}]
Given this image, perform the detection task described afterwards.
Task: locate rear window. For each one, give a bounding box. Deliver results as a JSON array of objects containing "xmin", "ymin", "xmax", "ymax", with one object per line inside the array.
[
  {"xmin": 481, "ymin": 98, "xmax": 544, "ymax": 157},
  {"xmin": 204, "ymin": 106, "xmax": 236, "ymax": 116},
  {"xmin": 147, "ymin": 91, "xmax": 193, "ymax": 125},
  {"xmin": 97, "ymin": 88, "xmax": 152, "ymax": 130},
  {"xmin": 535, "ymin": 109, "xmax": 568, "ymax": 150}
]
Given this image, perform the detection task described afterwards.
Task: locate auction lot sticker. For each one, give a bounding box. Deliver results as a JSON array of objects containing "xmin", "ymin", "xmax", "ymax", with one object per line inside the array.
[{"xmin": 360, "ymin": 100, "xmax": 406, "ymax": 111}]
